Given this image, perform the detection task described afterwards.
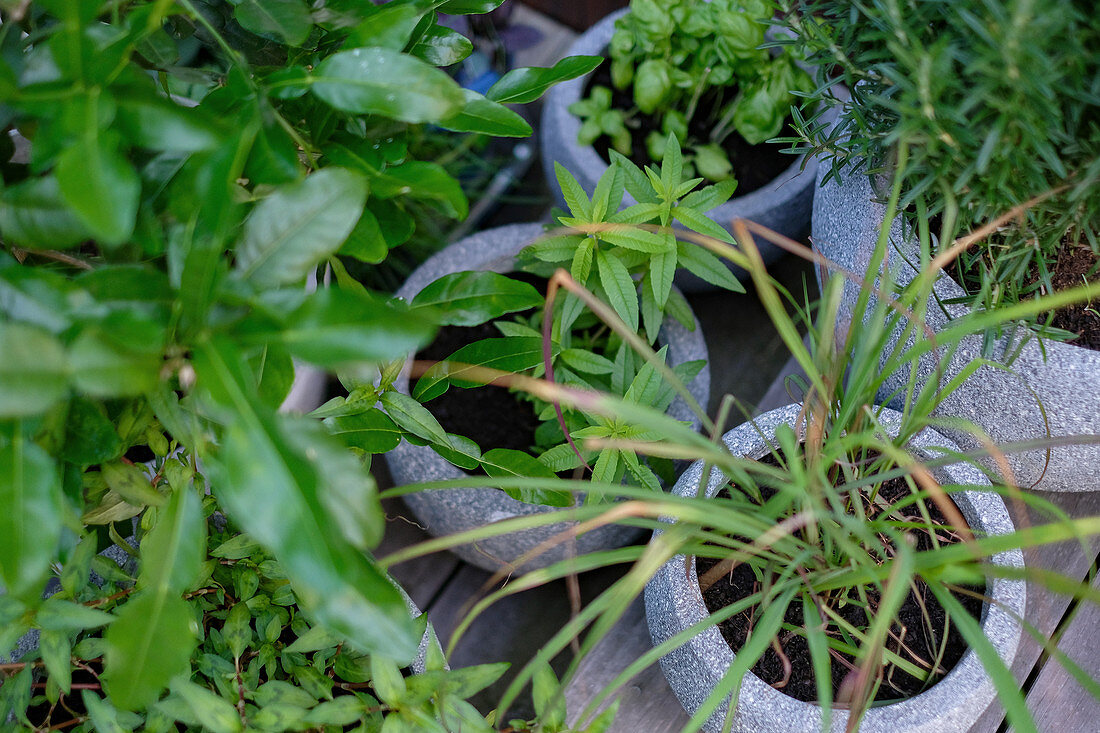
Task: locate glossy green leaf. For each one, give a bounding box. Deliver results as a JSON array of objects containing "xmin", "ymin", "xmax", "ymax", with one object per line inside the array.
[
  {"xmin": 56, "ymin": 135, "xmax": 140, "ymax": 247},
  {"xmin": 70, "ymin": 328, "xmax": 161, "ymax": 398},
  {"xmin": 116, "ymin": 96, "xmax": 223, "ymax": 152},
  {"xmin": 325, "ymin": 409, "xmax": 402, "ymax": 454},
  {"xmin": 0, "ymin": 433, "xmax": 61, "ymax": 599},
  {"xmin": 235, "ymin": 0, "xmax": 312, "ymax": 46},
  {"xmin": 438, "ymin": 89, "xmax": 532, "ymax": 137},
  {"xmin": 372, "ymin": 161, "xmax": 468, "ymax": 220},
  {"xmin": 487, "ymin": 56, "xmax": 602, "ymax": 104},
  {"xmin": 0, "ymin": 322, "xmax": 68, "ymax": 417},
  {"xmin": 340, "ymin": 209, "xmax": 388, "ymax": 263},
  {"xmin": 347, "ymin": 3, "xmax": 424, "ymax": 49},
  {"xmin": 413, "ymin": 337, "xmax": 551, "ymax": 401},
  {"xmin": 267, "ymin": 288, "xmax": 435, "ymax": 367},
  {"xmin": 410, "ymin": 24, "xmax": 473, "ymax": 66},
  {"xmin": 596, "ymin": 250, "xmax": 639, "ymax": 332},
  {"xmin": 411, "ymin": 271, "xmax": 542, "ymax": 327},
  {"xmin": 480, "ymin": 449, "xmax": 572, "ymax": 507},
  {"xmin": 197, "ymin": 342, "xmax": 418, "ymax": 662},
  {"xmin": 0, "ymin": 175, "xmax": 92, "ymax": 249},
  {"xmin": 103, "ymin": 488, "xmax": 203, "ymax": 709},
  {"xmin": 434, "ymin": 0, "xmax": 505, "ymax": 13},
  {"xmin": 429, "ymin": 432, "xmax": 482, "ymax": 470},
  {"xmin": 312, "ymin": 47, "xmax": 465, "ymax": 122},
  {"xmin": 236, "ymin": 167, "xmax": 368, "ymax": 288}
]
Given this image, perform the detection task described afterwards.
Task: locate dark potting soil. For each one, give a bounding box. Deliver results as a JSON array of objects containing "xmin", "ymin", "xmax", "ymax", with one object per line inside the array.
[
  {"xmin": 586, "ymin": 62, "xmax": 796, "ymax": 195},
  {"xmin": 697, "ymin": 462, "xmax": 984, "ymax": 704},
  {"xmin": 1033, "ymin": 239, "xmax": 1100, "ymax": 351},
  {"xmin": 416, "ymin": 321, "xmax": 543, "ymax": 456}
]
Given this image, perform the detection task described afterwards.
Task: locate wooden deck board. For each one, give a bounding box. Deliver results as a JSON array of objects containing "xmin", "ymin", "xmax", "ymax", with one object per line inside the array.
[{"xmin": 1026, "ymin": 571, "xmax": 1100, "ymax": 732}]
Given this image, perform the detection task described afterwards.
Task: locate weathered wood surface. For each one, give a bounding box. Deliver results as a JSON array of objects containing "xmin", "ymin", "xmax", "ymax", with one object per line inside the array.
[{"xmin": 1026, "ymin": 572, "xmax": 1100, "ymax": 732}]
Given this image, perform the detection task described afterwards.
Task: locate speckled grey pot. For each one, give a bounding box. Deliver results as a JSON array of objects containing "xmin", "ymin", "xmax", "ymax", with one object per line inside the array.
[
  {"xmin": 385, "ymin": 222, "xmax": 711, "ymax": 573},
  {"xmin": 812, "ymin": 164, "xmax": 1100, "ymax": 492},
  {"xmin": 645, "ymin": 403, "xmax": 1025, "ymax": 732},
  {"xmin": 541, "ymin": 10, "xmax": 821, "ymax": 290}
]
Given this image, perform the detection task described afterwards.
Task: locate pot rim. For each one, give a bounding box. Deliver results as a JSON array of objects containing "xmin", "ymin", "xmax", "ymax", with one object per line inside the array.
[{"xmin": 647, "ymin": 403, "xmax": 1026, "ymax": 732}]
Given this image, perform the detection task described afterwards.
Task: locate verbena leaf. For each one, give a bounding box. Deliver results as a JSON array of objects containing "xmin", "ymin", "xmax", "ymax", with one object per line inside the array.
[
  {"xmin": 560, "ymin": 348, "xmax": 615, "ymax": 375},
  {"xmin": 596, "ymin": 225, "xmax": 668, "ymax": 253},
  {"xmin": 680, "ymin": 178, "xmax": 738, "ymax": 212},
  {"xmin": 677, "ymin": 241, "xmax": 744, "ymax": 292},
  {"xmin": 554, "ymin": 162, "xmax": 592, "ymax": 220},
  {"xmin": 0, "ymin": 433, "xmax": 61, "ymax": 599},
  {"xmin": 438, "ymin": 89, "xmax": 532, "ymax": 137},
  {"xmin": 0, "ymin": 322, "xmax": 68, "ymax": 417},
  {"xmin": 596, "ymin": 250, "xmax": 639, "ymax": 332},
  {"xmin": 649, "ymin": 247, "xmax": 675, "ymax": 308},
  {"xmin": 487, "ymin": 56, "xmax": 602, "ymax": 104},
  {"xmin": 480, "ymin": 449, "xmax": 573, "ymax": 507},
  {"xmin": 236, "ymin": 167, "xmax": 367, "ymax": 288},
  {"xmin": 412, "ymin": 271, "xmax": 542, "ymax": 327},
  {"xmin": 312, "ymin": 47, "xmax": 465, "ymax": 123},
  {"xmin": 671, "ymin": 203, "xmax": 736, "ymax": 244}
]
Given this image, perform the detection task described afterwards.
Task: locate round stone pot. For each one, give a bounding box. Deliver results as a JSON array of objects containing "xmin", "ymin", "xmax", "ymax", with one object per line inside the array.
[
  {"xmin": 540, "ymin": 10, "xmax": 821, "ymax": 289},
  {"xmin": 811, "ymin": 164, "xmax": 1100, "ymax": 492},
  {"xmin": 384, "ymin": 222, "xmax": 711, "ymax": 573},
  {"xmin": 644, "ymin": 403, "xmax": 1026, "ymax": 732}
]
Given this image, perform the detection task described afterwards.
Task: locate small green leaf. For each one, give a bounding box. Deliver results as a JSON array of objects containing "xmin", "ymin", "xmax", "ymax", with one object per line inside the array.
[
  {"xmin": 341, "ymin": 209, "xmax": 388, "ymax": 263},
  {"xmin": 210, "ymin": 534, "xmax": 263, "ymax": 560},
  {"xmin": 571, "ymin": 238, "xmax": 595, "ymax": 284},
  {"xmin": 438, "ymin": 89, "xmax": 531, "ymax": 137},
  {"xmin": 596, "ymin": 250, "xmax": 639, "ymax": 332},
  {"xmin": 480, "ymin": 449, "xmax": 572, "ymax": 507},
  {"xmin": 560, "ymin": 348, "xmax": 615, "ymax": 375},
  {"xmin": 138, "ymin": 486, "xmax": 205, "ymax": 595},
  {"xmin": 312, "ymin": 47, "xmax": 465, "ymax": 123},
  {"xmin": 82, "ymin": 691, "xmax": 128, "ymax": 733},
  {"xmin": 223, "ymin": 603, "xmax": 252, "ymax": 659},
  {"xmin": 370, "ymin": 655, "xmax": 407, "ymax": 706},
  {"xmin": 37, "ymin": 598, "xmax": 116, "ymax": 631},
  {"xmin": 487, "ymin": 56, "xmax": 603, "ymax": 104},
  {"xmin": 101, "ymin": 460, "xmax": 164, "ymax": 508},
  {"xmin": 69, "ymin": 328, "xmax": 161, "ymax": 398},
  {"xmin": 234, "ymin": 0, "xmax": 312, "ymax": 45},
  {"xmin": 676, "ymin": 241, "xmax": 744, "ymax": 292},
  {"xmin": 596, "ymin": 225, "xmax": 669, "ymax": 253},
  {"xmin": 39, "ymin": 629, "xmax": 72, "ymax": 695},
  {"xmin": 429, "ymin": 432, "xmax": 482, "ymax": 470},
  {"xmin": 680, "ymin": 178, "xmax": 739, "ymax": 213},
  {"xmin": 347, "ymin": 2, "xmax": 423, "ymax": 49},
  {"xmin": 167, "ymin": 679, "xmax": 243, "ymax": 733},
  {"xmin": 532, "ymin": 662, "xmax": 566, "ymax": 729},
  {"xmin": 633, "ymin": 59, "xmax": 671, "ymax": 115},
  {"xmin": 672, "ymin": 203, "xmax": 736, "ymax": 244},
  {"xmin": 554, "ymin": 163, "xmax": 592, "ymax": 220},
  {"xmin": 648, "ymin": 247, "xmax": 675, "ymax": 308},
  {"xmin": 236, "ymin": 167, "xmax": 368, "ymax": 288},
  {"xmin": 412, "ymin": 271, "xmax": 542, "ymax": 327}
]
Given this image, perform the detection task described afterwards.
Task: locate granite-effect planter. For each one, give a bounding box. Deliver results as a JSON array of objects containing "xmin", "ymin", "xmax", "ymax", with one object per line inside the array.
[
  {"xmin": 540, "ymin": 10, "xmax": 821, "ymax": 288},
  {"xmin": 811, "ymin": 164, "xmax": 1100, "ymax": 492},
  {"xmin": 384, "ymin": 222, "xmax": 711, "ymax": 573},
  {"xmin": 645, "ymin": 403, "xmax": 1026, "ymax": 732}
]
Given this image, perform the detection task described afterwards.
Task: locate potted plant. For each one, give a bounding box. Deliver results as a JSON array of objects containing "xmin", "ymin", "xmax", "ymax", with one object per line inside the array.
[
  {"xmin": 645, "ymin": 403, "xmax": 1025, "ymax": 732},
  {"xmin": 363, "ymin": 145, "xmax": 752, "ymax": 572},
  {"xmin": 776, "ymin": 0, "xmax": 1100, "ymax": 491},
  {"xmin": 540, "ymin": 0, "xmax": 821, "ymax": 281},
  {"xmin": 0, "ymin": 467, "xmax": 504, "ymax": 732},
  {"xmin": 0, "ymin": 0, "xmax": 603, "ymax": 714}
]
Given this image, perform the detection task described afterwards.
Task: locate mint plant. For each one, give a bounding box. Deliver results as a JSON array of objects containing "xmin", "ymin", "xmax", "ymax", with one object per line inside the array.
[{"xmin": 570, "ymin": 0, "xmax": 812, "ymax": 183}]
